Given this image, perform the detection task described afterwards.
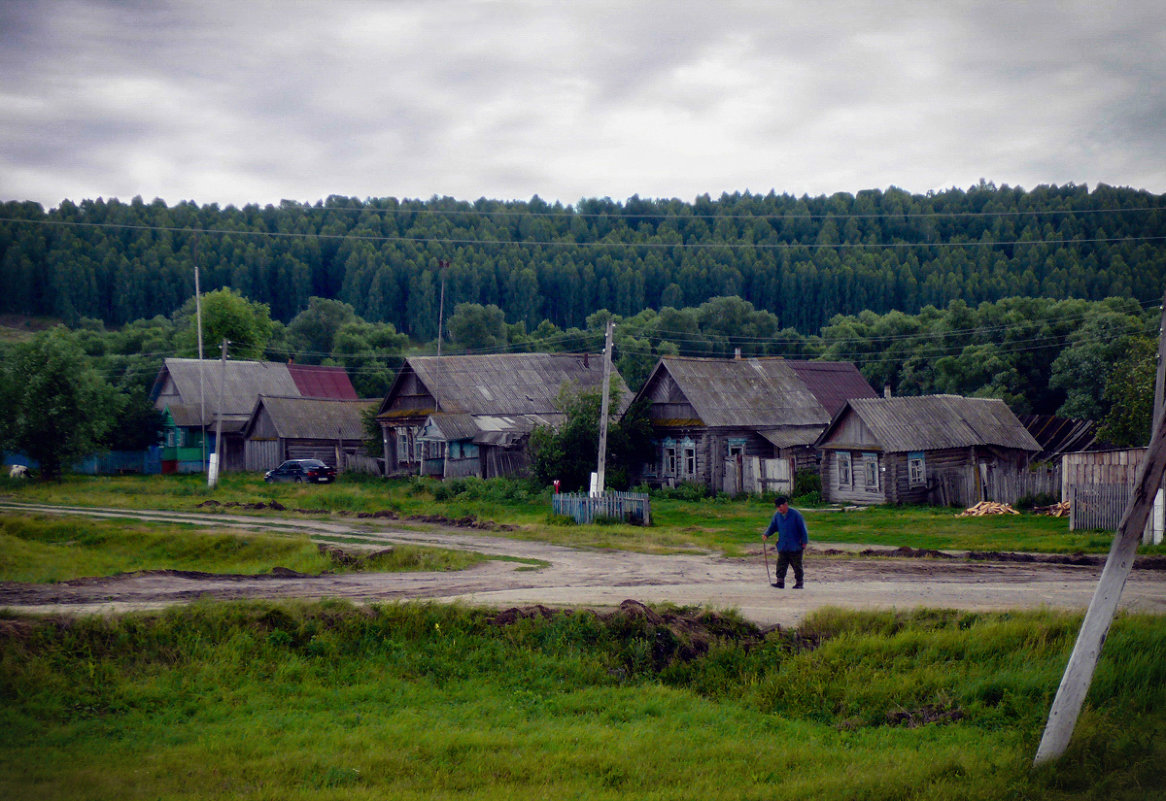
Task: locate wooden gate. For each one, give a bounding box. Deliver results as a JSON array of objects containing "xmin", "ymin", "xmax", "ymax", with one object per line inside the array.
[{"xmin": 723, "ymin": 457, "xmax": 792, "ymax": 496}]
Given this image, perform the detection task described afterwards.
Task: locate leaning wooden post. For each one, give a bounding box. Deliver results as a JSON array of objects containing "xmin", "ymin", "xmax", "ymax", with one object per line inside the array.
[{"xmin": 1033, "ymin": 290, "xmax": 1166, "ymax": 766}]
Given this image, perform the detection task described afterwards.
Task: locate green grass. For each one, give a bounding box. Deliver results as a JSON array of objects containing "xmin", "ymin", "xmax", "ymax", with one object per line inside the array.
[
  {"xmin": 1, "ymin": 601, "xmax": 1162, "ymax": 799},
  {"xmin": 4, "ymin": 472, "xmax": 1164, "ymax": 557},
  {"xmin": 0, "ymin": 514, "xmax": 486, "ymax": 583}
]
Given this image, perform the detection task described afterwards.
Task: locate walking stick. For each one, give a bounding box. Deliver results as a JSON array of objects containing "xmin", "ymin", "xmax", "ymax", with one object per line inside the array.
[{"xmin": 762, "ymin": 537, "xmax": 772, "ymax": 585}]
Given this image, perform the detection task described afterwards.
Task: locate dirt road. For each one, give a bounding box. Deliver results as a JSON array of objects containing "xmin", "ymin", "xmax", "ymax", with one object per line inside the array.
[{"xmin": 2, "ymin": 502, "xmax": 1164, "ymax": 626}]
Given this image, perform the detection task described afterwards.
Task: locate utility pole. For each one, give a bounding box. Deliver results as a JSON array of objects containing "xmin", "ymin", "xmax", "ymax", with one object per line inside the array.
[
  {"xmin": 208, "ymin": 338, "xmax": 228, "ymax": 489},
  {"xmin": 194, "ymin": 234, "xmax": 207, "ymax": 473},
  {"xmin": 1033, "ymin": 287, "xmax": 1166, "ymax": 765},
  {"xmin": 594, "ymin": 319, "xmax": 614, "ymax": 496}
]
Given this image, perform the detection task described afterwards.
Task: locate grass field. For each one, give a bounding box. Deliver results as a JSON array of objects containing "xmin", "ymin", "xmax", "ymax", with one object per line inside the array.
[
  {"xmin": 0, "ymin": 513, "xmax": 486, "ymax": 584},
  {"xmin": 1, "ymin": 601, "xmax": 1163, "ymax": 800},
  {"xmin": 4, "ymin": 472, "xmax": 1158, "ymax": 558}
]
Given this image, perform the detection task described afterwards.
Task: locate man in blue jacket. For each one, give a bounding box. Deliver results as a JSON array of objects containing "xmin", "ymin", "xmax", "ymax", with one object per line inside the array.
[{"xmin": 761, "ymin": 495, "xmax": 809, "ymax": 589}]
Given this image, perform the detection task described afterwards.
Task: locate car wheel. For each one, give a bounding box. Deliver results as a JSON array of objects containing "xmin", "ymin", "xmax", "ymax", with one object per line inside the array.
[{"xmin": 294, "ymin": 476, "xmax": 303, "ymax": 483}]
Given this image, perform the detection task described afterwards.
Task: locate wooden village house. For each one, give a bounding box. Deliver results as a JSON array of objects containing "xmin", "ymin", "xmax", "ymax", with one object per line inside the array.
[
  {"xmin": 376, "ymin": 353, "xmax": 630, "ymax": 479},
  {"xmin": 629, "ymin": 356, "xmax": 878, "ymax": 494},
  {"xmin": 242, "ymin": 395, "xmax": 378, "ymax": 472},
  {"xmin": 815, "ymin": 395, "xmax": 1041, "ymax": 506},
  {"xmin": 150, "ymin": 358, "xmax": 358, "ymax": 473}
]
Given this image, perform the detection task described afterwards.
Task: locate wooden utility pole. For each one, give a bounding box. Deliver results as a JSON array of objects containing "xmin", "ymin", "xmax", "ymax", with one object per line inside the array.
[
  {"xmin": 1033, "ymin": 289, "xmax": 1166, "ymax": 765},
  {"xmin": 594, "ymin": 320, "xmax": 614, "ymax": 496},
  {"xmin": 208, "ymin": 338, "xmax": 228, "ymax": 489},
  {"xmin": 194, "ymin": 235, "xmax": 207, "ymax": 473}
]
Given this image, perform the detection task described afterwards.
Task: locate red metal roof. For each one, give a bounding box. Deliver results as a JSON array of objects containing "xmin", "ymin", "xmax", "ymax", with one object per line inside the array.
[
  {"xmin": 785, "ymin": 361, "xmax": 878, "ymax": 418},
  {"xmin": 287, "ymin": 364, "xmax": 358, "ymax": 400}
]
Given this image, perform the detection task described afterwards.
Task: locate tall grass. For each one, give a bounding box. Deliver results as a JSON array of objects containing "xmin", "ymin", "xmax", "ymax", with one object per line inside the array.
[{"xmin": 1, "ymin": 602, "xmax": 1162, "ymax": 799}]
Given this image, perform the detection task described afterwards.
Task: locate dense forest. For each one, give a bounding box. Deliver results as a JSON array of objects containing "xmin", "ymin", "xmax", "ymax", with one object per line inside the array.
[
  {"xmin": 1, "ymin": 182, "xmax": 1164, "ymax": 452},
  {"xmin": 2, "ymin": 183, "xmax": 1164, "ymax": 335}
]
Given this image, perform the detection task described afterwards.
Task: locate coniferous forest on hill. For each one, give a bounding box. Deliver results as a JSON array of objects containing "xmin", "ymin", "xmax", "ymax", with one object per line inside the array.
[{"xmin": 1, "ymin": 182, "xmax": 1165, "ymax": 447}]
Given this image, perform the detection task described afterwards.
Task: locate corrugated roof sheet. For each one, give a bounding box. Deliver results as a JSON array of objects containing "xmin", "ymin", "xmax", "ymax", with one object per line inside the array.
[
  {"xmin": 287, "ymin": 364, "xmax": 359, "ymax": 399},
  {"xmin": 154, "ymin": 358, "xmax": 300, "ymax": 426},
  {"xmin": 391, "ymin": 353, "xmax": 630, "ymax": 417},
  {"xmin": 841, "ymin": 395, "xmax": 1041, "ymax": 452},
  {"xmin": 253, "ymin": 396, "xmax": 377, "ymax": 440},
  {"xmin": 652, "ymin": 357, "xmax": 830, "ymax": 428},
  {"xmin": 785, "ymin": 361, "xmax": 879, "ymax": 417},
  {"xmin": 758, "ymin": 426, "xmax": 827, "ymax": 449},
  {"xmin": 153, "ymin": 358, "xmax": 358, "ymax": 426}
]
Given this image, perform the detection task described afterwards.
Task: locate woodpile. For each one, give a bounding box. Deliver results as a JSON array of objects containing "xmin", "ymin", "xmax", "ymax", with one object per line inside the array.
[
  {"xmin": 957, "ymin": 501, "xmax": 1019, "ymax": 517},
  {"xmin": 1033, "ymin": 500, "xmax": 1071, "ymax": 517}
]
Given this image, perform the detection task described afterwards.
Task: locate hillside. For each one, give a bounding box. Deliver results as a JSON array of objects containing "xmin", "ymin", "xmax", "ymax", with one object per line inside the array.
[{"xmin": 2, "ymin": 183, "xmax": 1163, "ymax": 337}]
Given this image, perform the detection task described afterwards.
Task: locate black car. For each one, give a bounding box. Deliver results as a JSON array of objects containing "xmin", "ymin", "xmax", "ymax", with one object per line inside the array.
[{"xmin": 264, "ymin": 458, "xmax": 337, "ymax": 484}]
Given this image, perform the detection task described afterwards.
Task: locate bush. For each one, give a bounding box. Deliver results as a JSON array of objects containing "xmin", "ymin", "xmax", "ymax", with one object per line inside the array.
[
  {"xmin": 793, "ymin": 470, "xmax": 821, "ymax": 498},
  {"xmin": 653, "ymin": 482, "xmax": 711, "ymax": 501}
]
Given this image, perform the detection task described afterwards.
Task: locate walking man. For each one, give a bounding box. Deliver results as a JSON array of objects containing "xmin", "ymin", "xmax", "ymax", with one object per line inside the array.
[{"xmin": 762, "ymin": 495, "xmax": 809, "ymax": 589}]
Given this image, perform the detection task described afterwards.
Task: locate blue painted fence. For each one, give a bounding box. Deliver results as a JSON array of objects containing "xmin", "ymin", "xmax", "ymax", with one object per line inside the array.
[{"xmin": 552, "ymin": 491, "xmax": 651, "ymax": 525}]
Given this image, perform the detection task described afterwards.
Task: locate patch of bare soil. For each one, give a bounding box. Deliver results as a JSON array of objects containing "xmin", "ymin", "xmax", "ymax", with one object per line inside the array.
[{"xmin": 1, "ymin": 502, "xmax": 1164, "ymax": 626}]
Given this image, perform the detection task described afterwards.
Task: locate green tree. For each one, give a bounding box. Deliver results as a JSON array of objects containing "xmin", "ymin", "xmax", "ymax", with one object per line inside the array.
[
  {"xmin": 173, "ymin": 288, "xmax": 275, "ymax": 360},
  {"xmin": 1097, "ymin": 336, "xmax": 1156, "ymax": 447},
  {"xmin": 5, "ymin": 327, "xmax": 117, "ymax": 480},
  {"xmin": 285, "ymin": 297, "xmax": 359, "ymax": 362},
  {"xmin": 528, "ymin": 387, "xmax": 650, "ymax": 492},
  {"xmin": 447, "ymin": 303, "xmax": 507, "ymax": 352}
]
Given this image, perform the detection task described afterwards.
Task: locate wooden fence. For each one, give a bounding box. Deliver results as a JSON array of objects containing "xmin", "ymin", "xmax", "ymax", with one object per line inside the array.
[
  {"xmin": 552, "ymin": 491, "xmax": 651, "ymax": 525},
  {"xmin": 931, "ymin": 465, "xmax": 1061, "ymax": 508},
  {"xmin": 1069, "ymin": 484, "xmax": 1131, "ymax": 532}
]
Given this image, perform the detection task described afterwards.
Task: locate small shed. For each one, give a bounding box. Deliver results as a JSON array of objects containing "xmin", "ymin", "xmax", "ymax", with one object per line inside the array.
[
  {"xmin": 816, "ymin": 395, "xmax": 1041, "ymax": 506},
  {"xmin": 242, "ymin": 395, "xmax": 378, "ymax": 472}
]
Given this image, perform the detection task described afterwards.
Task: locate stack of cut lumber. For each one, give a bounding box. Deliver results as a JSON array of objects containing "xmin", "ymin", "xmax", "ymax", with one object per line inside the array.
[
  {"xmin": 957, "ymin": 501, "xmax": 1019, "ymax": 517},
  {"xmin": 1033, "ymin": 500, "xmax": 1071, "ymax": 517}
]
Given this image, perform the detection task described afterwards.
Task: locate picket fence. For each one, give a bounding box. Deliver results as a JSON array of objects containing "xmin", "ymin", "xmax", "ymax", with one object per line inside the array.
[{"xmin": 552, "ymin": 491, "xmax": 651, "ymax": 525}]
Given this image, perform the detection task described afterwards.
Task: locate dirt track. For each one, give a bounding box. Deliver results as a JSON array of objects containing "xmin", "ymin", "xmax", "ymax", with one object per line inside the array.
[{"xmin": 2, "ymin": 502, "xmax": 1164, "ymax": 627}]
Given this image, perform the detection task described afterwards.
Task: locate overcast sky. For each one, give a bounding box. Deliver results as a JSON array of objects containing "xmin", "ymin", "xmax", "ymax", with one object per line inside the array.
[{"xmin": 2, "ymin": 0, "xmax": 1164, "ymax": 210}]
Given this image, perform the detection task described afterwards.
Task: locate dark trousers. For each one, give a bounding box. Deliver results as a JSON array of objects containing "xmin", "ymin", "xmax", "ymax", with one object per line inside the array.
[{"xmin": 776, "ymin": 550, "xmax": 804, "ymax": 586}]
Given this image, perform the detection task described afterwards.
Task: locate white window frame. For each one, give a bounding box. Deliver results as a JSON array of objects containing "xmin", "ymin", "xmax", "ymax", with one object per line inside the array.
[
  {"xmin": 908, "ymin": 451, "xmax": 926, "ymax": 486},
  {"xmin": 664, "ymin": 446, "xmax": 677, "ymax": 476},
  {"xmin": 837, "ymin": 452, "xmax": 852, "ymax": 487},
  {"xmin": 683, "ymin": 445, "xmax": 696, "ymax": 477}
]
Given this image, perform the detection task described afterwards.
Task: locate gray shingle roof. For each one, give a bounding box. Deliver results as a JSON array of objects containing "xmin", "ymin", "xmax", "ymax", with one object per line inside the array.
[
  {"xmin": 153, "ymin": 358, "xmax": 356, "ymax": 427},
  {"xmin": 647, "ymin": 357, "xmax": 831, "ymax": 427},
  {"xmin": 388, "ymin": 353, "xmax": 631, "ymax": 417},
  {"xmin": 252, "ymin": 396, "xmax": 377, "ymax": 440},
  {"xmin": 828, "ymin": 395, "xmax": 1041, "ymax": 453}
]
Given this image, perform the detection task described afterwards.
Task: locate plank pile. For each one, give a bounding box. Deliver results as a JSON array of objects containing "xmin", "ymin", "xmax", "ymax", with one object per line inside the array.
[
  {"xmin": 957, "ymin": 501, "xmax": 1019, "ymax": 517},
  {"xmin": 1033, "ymin": 500, "xmax": 1071, "ymax": 517}
]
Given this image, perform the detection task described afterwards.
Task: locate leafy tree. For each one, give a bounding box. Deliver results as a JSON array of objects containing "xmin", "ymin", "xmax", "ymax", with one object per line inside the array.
[
  {"xmin": 285, "ymin": 296, "xmax": 358, "ymax": 362},
  {"xmin": 5, "ymin": 327, "xmax": 117, "ymax": 480},
  {"xmin": 173, "ymin": 288, "xmax": 275, "ymax": 360},
  {"xmin": 447, "ymin": 303, "xmax": 508, "ymax": 352},
  {"xmin": 528, "ymin": 386, "xmax": 651, "ymax": 492},
  {"xmin": 1097, "ymin": 336, "xmax": 1156, "ymax": 446}
]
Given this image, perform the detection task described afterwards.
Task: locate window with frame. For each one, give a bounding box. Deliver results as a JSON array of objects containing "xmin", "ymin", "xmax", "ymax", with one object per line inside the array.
[
  {"xmin": 837, "ymin": 452, "xmax": 852, "ymax": 487},
  {"xmin": 908, "ymin": 451, "xmax": 926, "ymax": 486},
  {"xmin": 863, "ymin": 452, "xmax": 879, "ymax": 489},
  {"xmin": 663, "ymin": 446, "xmax": 677, "ymax": 476},
  {"xmin": 683, "ymin": 445, "xmax": 696, "ymax": 476}
]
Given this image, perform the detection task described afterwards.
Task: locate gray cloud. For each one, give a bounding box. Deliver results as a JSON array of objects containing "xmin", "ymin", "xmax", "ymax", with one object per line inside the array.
[{"xmin": 1, "ymin": 0, "xmax": 1163, "ymax": 209}]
